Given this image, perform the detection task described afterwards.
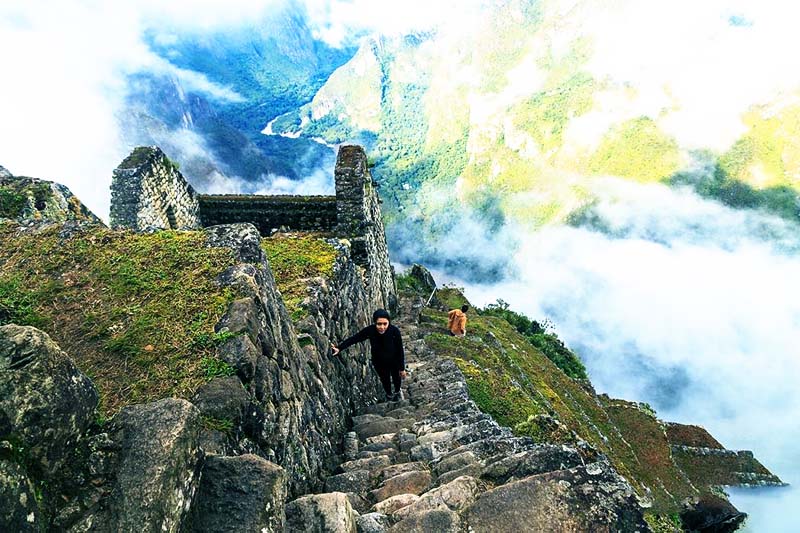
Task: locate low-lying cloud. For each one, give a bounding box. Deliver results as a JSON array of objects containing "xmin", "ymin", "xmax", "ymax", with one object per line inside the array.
[{"xmin": 437, "ymin": 178, "xmax": 800, "ymax": 528}]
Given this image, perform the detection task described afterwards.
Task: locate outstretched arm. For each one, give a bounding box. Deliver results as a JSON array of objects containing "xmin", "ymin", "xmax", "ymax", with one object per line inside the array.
[{"xmin": 331, "ymin": 326, "xmax": 371, "ymax": 356}]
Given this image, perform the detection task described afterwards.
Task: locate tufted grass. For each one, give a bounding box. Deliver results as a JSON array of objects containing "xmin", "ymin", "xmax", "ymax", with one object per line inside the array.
[
  {"xmin": 261, "ymin": 233, "xmax": 338, "ymax": 319},
  {"xmin": 420, "ymin": 300, "xmax": 699, "ymax": 514},
  {"xmin": 0, "ymin": 222, "xmax": 236, "ymax": 416}
]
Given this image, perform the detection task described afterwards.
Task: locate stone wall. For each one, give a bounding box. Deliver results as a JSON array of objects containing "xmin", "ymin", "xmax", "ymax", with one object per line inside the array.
[
  {"xmin": 197, "ymin": 195, "xmax": 337, "ymax": 234},
  {"xmin": 110, "ymin": 143, "xmax": 397, "ymax": 312},
  {"xmin": 200, "ymin": 223, "xmax": 384, "ymax": 499},
  {"xmin": 334, "ymin": 145, "xmax": 397, "ymax": 314},
  {"xmin": 110, "ymin": 147, "xmax": 200, "ymax": 231}
]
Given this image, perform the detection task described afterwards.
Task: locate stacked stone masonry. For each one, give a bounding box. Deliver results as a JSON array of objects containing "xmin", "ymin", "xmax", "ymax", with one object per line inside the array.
[
  {"xmin": 198, "ymin": 195, "xmax": 337, "ymax": 234},
  {"xmin": 110, "ymin": 144, "xmax": 396, "ymax": 313},
  {"xmin": 110, "ymin": 146, "xmax": 200, "ymax": 231}
]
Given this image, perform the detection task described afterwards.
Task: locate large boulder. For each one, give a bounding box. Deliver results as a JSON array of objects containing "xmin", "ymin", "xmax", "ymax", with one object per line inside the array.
[
  {"xmin": 465, "ymin": 461, "xmax": 649, "ymax": 532},
  {"xmin": 0, "ymin": 458, "xmax": 39, "ymax": 531},
  {"xmin": 74, "ymin": 398, "xmax": 203, "ymax": 532},
  {"xmin": 0, "ymin": 325, "xmax": 98, "ymax": 475},
  {"xmin": 190, "ymin": 454, "xmax": 286, "ymax": 533},
  {"xmin": 285, "ymin": 492, "xmax": 358, "ymax": 533},
  {"xmin": 680, "ymin": 494, "xmax": 747, "ymax": 533}
]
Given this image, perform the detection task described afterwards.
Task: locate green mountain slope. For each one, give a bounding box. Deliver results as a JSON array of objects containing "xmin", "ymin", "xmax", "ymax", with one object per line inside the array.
[{"xmin": 274, "ymin": 0, "xmax": 800, "ymax": 249}]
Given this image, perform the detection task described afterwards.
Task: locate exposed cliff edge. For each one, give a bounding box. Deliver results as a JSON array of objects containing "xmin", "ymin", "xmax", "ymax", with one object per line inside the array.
[{"xmin": 0, "ymin": 147, "xmax": 784, "ymax": 532}]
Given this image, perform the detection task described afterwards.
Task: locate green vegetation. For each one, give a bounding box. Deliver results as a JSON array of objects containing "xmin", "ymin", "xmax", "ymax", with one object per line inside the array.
[
  {"xmin": 480, "ymin": 300, "xmax": 587, "ymax": 379},
  {"xmin": 670, "ymin": 160, "xmax": 800, "ymax": 223},
  {"xmin": 0, "ymin": 188, "xmax": 26, "ymax": 218},
  {"xmin": 421, "ymin": 292, "xmax": 698, "ymax": 513},
  {"xmin": 200, "ymin": 356, "xmax": 236, "ymax": 379},
  {"xmin": 0, "ymin": 223, "xmax": 236, "ymax": 415},
  {"xmin": 261, "ymin": 233, "xmax": 338, "ymax": 318},
  {"xmin": 589, "ymin": 117, "xmax": 681, "ymax": 182},
  {"xmin": 201, "ymin": 415, "xmax": 234, "ymax": 433}
]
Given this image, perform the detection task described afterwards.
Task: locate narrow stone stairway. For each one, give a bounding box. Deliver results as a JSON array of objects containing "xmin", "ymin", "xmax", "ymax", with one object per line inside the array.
[{"xmin": 282, "ymin": 297, "xmax": 650, "ymax": 532}]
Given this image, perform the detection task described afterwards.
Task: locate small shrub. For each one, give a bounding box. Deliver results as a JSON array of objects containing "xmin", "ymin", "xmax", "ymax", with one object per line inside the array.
[
  {"xmin": 0, "ymin": 188, "xmax": 26, "ymax": 218},
  {"xmin": 201, "ymin": 416, "xmax": 234, "ymax": 433},
  {"xmin": 480, "ymin": 299, "xmax": 587, "ymax": 379},
  {"xmin": 200, "ymin": 357, "xmax": 236, "ymax": 379}
]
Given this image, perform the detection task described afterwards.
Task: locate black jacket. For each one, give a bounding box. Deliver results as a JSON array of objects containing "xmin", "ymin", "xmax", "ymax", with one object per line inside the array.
[{"xmin": 338, "ymin": 324, "xmax": 405, "ymax": 370}]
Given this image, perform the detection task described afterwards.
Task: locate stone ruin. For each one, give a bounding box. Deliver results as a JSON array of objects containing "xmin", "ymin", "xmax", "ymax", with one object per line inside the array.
[{"xmin": 109, "ymin": 144, "xmax": 396, "ymax": 313}]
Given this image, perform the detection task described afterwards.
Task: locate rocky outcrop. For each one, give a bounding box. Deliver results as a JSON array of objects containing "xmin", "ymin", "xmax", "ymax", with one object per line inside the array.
[
  {"xmin": 190, "ymin": 454, "xmax": 286, "ymax": 532},
  {"xmin": 0, "ymin": 174, "xmax": 101, "ymax": 224},
  {"xmin": 0, "ymin": 325, "xmax": 98, "ymax": 476},
  {"xmin": 70, "ymin": 399, "xmax": 203, "ymax": 532},
  {"xmin": 0, "ymin": 459, "xmax": 39, "ymax": 532}
]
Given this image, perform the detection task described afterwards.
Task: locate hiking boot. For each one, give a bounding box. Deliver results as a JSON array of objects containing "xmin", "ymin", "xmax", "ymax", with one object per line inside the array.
[
  {"xmin": 384, "ymin": 394, "xmax": 394, "ymax": 403},
  {"xmin": 391, "ymin": 392, "xmax": 402, "ymax": 402}
]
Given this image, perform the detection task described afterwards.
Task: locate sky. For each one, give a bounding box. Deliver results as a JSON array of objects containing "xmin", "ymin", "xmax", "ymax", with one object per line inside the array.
[{"xmin": 1, "ymin": 0, "xmax": 799, "ymax": 528}]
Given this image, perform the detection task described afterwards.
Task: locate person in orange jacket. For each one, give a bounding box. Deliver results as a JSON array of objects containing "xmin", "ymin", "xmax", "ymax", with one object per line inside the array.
[{"xmin": 448, "ymin": 305, "xmax": 469, "ymax": 337}]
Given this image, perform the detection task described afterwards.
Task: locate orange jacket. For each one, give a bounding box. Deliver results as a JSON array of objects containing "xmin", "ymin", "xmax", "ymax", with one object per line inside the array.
[{"xmin": 448, "ymin": 309, "xmax": 467, "ymax": 335}]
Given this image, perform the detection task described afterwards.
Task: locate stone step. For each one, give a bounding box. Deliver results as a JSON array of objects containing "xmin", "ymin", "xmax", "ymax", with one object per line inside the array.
[{"xmin": 369, "ymin": 470, "xmax": 433, "ymax": 503}]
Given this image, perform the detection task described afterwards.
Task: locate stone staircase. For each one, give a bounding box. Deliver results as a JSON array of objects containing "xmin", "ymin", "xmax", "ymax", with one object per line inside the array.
[{"xmin": 282, "ymin": 298, "xmax": 651, "ymax": 532}]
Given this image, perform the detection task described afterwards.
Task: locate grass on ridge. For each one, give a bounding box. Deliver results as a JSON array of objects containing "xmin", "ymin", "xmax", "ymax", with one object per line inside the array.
[
  {"xmin": 261, "ymin": 233, "xmax": 338, "ymax": 319},
  {"xmin": 0, "ymin": 222, "xmax": 236, "ymax": 416}
]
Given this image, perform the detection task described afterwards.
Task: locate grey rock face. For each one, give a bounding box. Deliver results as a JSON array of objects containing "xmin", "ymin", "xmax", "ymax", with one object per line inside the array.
[
  {"xmin": 465, "ymin": 461, "xmax": 649, "ymax": 532},
  {"xmin": 285, "ymin": 492, "xmax": 357, "ymax": 533},
  {"xmin": 480, "ymin": 445, "xmax": 584, "ymax": 485},
  {"xmin": 0, "ymin": 174, "xmax": 101, "ymax": 224},
  {"xmin": 356, "ymin": 512, "xmax": 391, "ymax": 533},
  {"xmin": 192, "ymin": 375, "xmax": 249, "ymax": 422},
  {"xmin": 190, "ymin": 454, "xmax": 286, "ymax": 533},
  {"xmin": 0, "ymin": 459, "xmax": 39, "ymax": 532},
  {"xmin": 390, "ymin": 508, "xmax": 461, "ymax": 533},
  {"xmin": 0, "ymin": 165, "xmax": 12, "ymax": 178},
  {"xmin": 81, "ymin": 398, "xmax": 203, "ymax": 532},
  {"xmin": 204, "ymin": 222, "xmax": 264, "ymax": 264},
  {"xmin": 0, "ymin": 325, "xmax": 98, "ymax": 476}
]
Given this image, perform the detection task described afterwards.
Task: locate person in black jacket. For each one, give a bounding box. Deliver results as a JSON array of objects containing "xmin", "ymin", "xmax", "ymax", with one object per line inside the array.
[{"xmin": 331, "ymin": 309, "xmax": 406, "ymax": 401}]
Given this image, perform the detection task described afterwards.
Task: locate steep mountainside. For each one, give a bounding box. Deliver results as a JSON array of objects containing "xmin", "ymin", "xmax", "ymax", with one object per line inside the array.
[
  {"xmin": 121, "ymin": 0, "xmax": 356, "ymax": 187},
  {"xmin": 271, "ymin": 0, "xmax": 800, "ymax": 271},
  {"xmin": 0, "ymin": 149, "xmax": 782, "ymax": 531}
]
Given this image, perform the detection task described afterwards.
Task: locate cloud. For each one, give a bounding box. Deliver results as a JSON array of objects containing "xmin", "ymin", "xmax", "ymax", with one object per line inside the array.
[
  {"xmin": 579, "ymin": 0, "xmax": 800, "ymax": 151},
  {"xmin": 301, "ymin": 0, "xmax": 485, "ymax": 47},
  {"xmin": 0, "ymin": 0, "xmax": 260, "ymax": 220},
  {"xmin": 199, "ymin": 167, "xmax": 333, "ymax": 196}
]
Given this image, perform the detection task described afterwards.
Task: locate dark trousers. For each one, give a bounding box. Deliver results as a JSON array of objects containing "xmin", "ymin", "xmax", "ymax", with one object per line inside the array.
[{"xmin": 373, "ymin": 362, "xmax": 401, "ymax": 395}]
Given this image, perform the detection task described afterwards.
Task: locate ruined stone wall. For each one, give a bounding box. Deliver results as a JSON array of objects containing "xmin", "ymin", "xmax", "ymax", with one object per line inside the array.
[
  {"xmin": 334, "ymin": 145, "xmax": 397, "ymax": 314},
  {"xmin": 110, "ymin": 147, "xmax": 200, "ymax": 231},
  {"xmin": 197, "ymin": 195, "xmax": 337, "ymax": 234},
  {"xmin": 109, "ymin": 143, "xmax": 397, "ymax": 311}
]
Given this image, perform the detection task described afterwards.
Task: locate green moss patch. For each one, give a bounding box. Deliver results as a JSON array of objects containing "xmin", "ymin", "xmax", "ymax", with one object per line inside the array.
[
  {"xmin": 0, "ymin": 222, "xmax": 236, "ymax": 415},
  {"xmin": 601, "ymin": 398, "xmax": 697, "ymax": 511},
  {"xmin": 665, "ymin": 422, "xmax": 724, "ymax": 449},
  {"xmin": 261, "ymin": 233, "xmax": 338, "ymax": 318},
  {"xmin": 0, "ymin": 188, "xmax": 26, "ymax": 218}
]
